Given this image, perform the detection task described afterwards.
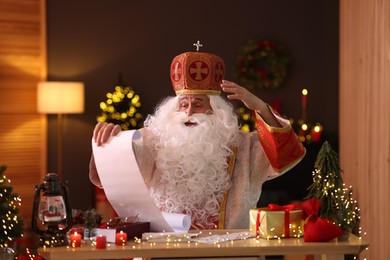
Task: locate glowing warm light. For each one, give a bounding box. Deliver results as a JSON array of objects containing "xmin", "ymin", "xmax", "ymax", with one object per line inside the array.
[
  {"xmin": 97, "ymin": 85, "xmax": 143, "ymax": 130},
  {"xmin": 302, "ymin": 89, "xmax": 308, "ymax": 96},
  {"xmin": 313, "ymin": 125, "xmax": 321, "ymax": 132},
  {"xmin": 37, "ymin": 82, "xmax": 85, "ymax": 114}
]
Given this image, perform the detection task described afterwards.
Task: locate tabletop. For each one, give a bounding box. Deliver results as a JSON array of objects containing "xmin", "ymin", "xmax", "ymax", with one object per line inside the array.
[{"xmin": 38, "ymin": 230, "xmax": 368, "ymax": 260}]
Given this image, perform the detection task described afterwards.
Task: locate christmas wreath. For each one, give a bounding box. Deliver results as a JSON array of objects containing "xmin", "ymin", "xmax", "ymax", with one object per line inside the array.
[
  {"xmin": 234, "ymin": 40, "xmax": 290, "ymax": 90},
  {"xmin": 97, "ymin": 82, "xmax": 144, "ymax": 130}
]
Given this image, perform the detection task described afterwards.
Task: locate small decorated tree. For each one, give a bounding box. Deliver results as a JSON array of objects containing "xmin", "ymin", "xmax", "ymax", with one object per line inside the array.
[
  {"xmin": 0, "ymin": 165, "xmax": 24, "ymax": 248},
  {"xmin": 306, "ymin": 141, "xmax": 360, "ymax": 234},
  {"xmin": 83, "ymin": 208, "xmax": 102, "ymax": 238}
]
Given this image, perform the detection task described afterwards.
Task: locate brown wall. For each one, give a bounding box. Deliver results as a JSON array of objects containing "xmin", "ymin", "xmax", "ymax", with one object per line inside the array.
[{"xmin": 46, "ymin": 0, "xmax": 339, "ymax": 210}]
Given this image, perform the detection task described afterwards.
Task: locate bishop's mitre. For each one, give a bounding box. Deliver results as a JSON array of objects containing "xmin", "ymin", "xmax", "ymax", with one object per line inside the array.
[{"xmin": 170, "ymin": 52, "xmax": 225, "ymax": 95}]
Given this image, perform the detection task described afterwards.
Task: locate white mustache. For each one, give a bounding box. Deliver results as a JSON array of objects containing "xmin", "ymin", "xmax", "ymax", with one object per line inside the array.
[
  {"xmin": 187, "ymin": 116, "xmax": 199, "ymax": 123},
  {"xmin": 174, "ymin": 112, "xmax": 203, "ymax": 124}
]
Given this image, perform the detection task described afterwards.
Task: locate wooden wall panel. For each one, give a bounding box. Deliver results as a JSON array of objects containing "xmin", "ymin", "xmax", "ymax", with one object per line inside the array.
[
  {"xmin": 339, "ymin": 0, "xmax": 390, "ymax": 259},
  {"xmin": 0, "ymin": 115, "xmax": 47, "ymax": 219},
  {"xmin": 0, "ymin": 86, "xmax": 38, "ymax": 113},
  {"xmin": 0, "ymin": 0, "xmax": 46, "ymax": 228}
]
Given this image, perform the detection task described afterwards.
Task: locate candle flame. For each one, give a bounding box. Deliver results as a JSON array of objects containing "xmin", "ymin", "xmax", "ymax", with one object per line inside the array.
[{"xmin": 314, "ymin": 125, "xmax": 322, "ymax": 132}]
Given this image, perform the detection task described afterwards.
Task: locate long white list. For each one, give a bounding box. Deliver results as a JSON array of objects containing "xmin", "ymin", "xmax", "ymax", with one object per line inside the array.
[{"xmin": 92, "ymin": 130, "xmax": 191, "ymax": 232}]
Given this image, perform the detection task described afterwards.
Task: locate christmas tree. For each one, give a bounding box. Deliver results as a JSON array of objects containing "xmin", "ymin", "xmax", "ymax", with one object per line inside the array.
[
  {"xmin": 306, "ymin": 141, "xmax": 359, "ymax": 232},
  {"xmin": 0, "ymin": 165, "xmax": 24, "ymax": 247},
  {"xmin": 97, "ymin": 75, "xmax": 144, "ymax": 130}
]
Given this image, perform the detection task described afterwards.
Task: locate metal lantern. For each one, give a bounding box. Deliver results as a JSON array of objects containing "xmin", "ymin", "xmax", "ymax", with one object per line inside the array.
[{"xmin": 32, "ymin": 173, "xmax": 73, "ymax": 246}]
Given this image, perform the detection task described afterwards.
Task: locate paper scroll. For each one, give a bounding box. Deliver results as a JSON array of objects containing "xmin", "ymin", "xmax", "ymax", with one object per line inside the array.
[{"xmin": 92, "ymin": 130, "xmax": 191, "ymax": 232}]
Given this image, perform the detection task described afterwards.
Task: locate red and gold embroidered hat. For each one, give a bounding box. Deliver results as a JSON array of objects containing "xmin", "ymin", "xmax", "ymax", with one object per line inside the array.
[{"xmin": 170, "ymin": 42, "xmax": 225, "ymax": 95}]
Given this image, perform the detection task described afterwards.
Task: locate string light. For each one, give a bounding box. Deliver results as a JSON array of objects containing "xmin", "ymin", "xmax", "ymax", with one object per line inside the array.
[
  {"xmin": 0, "ymin": 166, "xmax": 23, "ymax": 248},
  {"xmin": 142, "ymin": 231, "xmax": 253, "ymax": 244},
  {"xmin": 309, "ymin": 167, "xmax": 360, "ymax": 231},
  {"xmin": 97, "ymin": 84, "xmax": 144, "ymax": 130}
]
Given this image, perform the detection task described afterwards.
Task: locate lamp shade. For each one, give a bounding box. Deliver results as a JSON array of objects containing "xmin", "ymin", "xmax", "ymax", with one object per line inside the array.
[{"xmin": 37, "ymin": 81, "xmax": 85, "ymax": 114}]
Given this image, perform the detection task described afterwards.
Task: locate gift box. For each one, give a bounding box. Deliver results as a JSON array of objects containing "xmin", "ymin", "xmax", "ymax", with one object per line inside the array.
[
  {"xmin": 249, "ymin": 204, "xmax": 305, "ymax": 239},
  {"xmin": 95, "ymin": 221, "xmax": 150, "ymax": 243}
]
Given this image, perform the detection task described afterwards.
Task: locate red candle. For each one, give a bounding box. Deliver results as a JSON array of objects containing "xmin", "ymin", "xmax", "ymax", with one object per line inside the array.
[
  {"xmin": 301, "ymin": 89, "xmax": 308, "ymax": 109},
  {"xmin": 311, "ymin": 125, "xmax": 323, "ymax": 143},
  {"xmin": 70, "ymin": 232, "xmax": 81, "ymax": 247},
  {"xmin": 301, "ymin": 89, "xmax": 308, "ymax": 121},
  {"xmin": 96, "ymin": 235, "xmax": 107, "ymax": 249},
  {"xmin": 70, "ymin": 227, "xmax": 83, "ymax": 238},
  {"xmin": 116, "ymin": 231, "xmax": 128, "ymax": 246}
]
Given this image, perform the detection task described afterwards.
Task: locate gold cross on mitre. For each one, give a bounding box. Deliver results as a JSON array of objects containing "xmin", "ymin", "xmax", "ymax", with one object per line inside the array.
[{"xmin": 193, "ymin": 40, "xmax": 203, "ymax": 51}]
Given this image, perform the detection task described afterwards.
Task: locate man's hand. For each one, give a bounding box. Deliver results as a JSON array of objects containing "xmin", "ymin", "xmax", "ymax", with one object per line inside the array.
[
  {"xmin": 221, "ymin": 80, "xmax": 268, "ymax": 111},
  {"xmin": 93, "ymin": 122, "xmax": 121, "ymax": 146},
  {"xmin": 221, "ymin": 79, "xmax": 282, "ymax": 127}
]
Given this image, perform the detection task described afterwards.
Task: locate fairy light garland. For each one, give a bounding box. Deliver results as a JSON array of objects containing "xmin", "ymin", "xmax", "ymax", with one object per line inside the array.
[
  {"xmin": 306, "ymin": 142, "xmax": 360, "ymax": 233},
  {"xmin": 0, "ymin": 165, "xmax": 23, "ymax": 248},
  {"xmin": 40, "ymin": 233, "xmax": 67, "ymax": 248},
  {"xmin": 310, "ymin": 168, "xmax": 361, "ymax": 232},
  {"xmin": 142, "ymin": 230, "xmax": 253, "ymax": 244},
  {"xmin": 97, "ymin": 84, "xmax": 144, "ymax": 130},
  {"xmin": 252, "ymin": 226, "xmax": 304, "ymax": 240}
]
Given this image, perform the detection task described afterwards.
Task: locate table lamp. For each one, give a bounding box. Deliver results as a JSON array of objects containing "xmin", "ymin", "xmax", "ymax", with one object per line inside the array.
[{"xmin": 37, "ymin": 81, "xmax": 85, "ymax": 179}]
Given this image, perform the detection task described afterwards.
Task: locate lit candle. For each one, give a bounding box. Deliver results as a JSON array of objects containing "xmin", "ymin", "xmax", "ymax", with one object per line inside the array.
[
  {"xmin": 70, "ymin": 227, "xmax": 83, "ymax": 238},
  {"xmin": 96, "ymin": 235, "xmax": 107, "ymax": 249},
  {"xmin": 116, "ymin": 231, "xmax": 128, "ymax": 246},
  {"xmin": 301, "ymin": 89, "xmax": 308, "ymax": 109},
  {"xmin": 301, "ymin": 89, "xmax": 308, "ymax": 121},
  {"xmin": 311, "ymin": 124, "xmax": 323, "ymax": 143},
  {"xmin": 298, "ymin": 122, "xmax": 309, "ymax": 142},
  {"xmin": 70, "ymin": 232, "xmax": 81, "ymax": 247}
]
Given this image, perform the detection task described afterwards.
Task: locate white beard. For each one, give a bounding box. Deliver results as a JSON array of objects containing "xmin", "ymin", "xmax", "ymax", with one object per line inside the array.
[{"xmin": 145, "ymin": 96, "xmax": 238, "ymax": 229}]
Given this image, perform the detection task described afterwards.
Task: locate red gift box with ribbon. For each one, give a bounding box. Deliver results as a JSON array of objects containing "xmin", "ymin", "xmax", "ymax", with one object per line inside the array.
[{"xmin": 249, "ymin": 204, "xmax": 305, "ymax": 239}]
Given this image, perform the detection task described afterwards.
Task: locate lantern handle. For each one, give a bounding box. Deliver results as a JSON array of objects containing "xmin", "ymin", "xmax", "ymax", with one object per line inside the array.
[
  {"xmin": 31, "ymin": 183, "xmax": 46, "ymax": 235},
  {"xmin": 61, "ymin": 181, "xmax": 73, "ymax": 233}
]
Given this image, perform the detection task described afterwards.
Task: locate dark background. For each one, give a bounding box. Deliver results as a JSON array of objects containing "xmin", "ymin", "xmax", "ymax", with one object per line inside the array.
[{"xmin": 45, "ymin": 0, "xmax": 339, "ymax": 210}]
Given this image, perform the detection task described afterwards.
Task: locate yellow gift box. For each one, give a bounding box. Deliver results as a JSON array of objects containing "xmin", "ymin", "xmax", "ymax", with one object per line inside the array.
[{"xmin": 249, "ymin": 204, "xmax": 305, "ymax": 239}]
